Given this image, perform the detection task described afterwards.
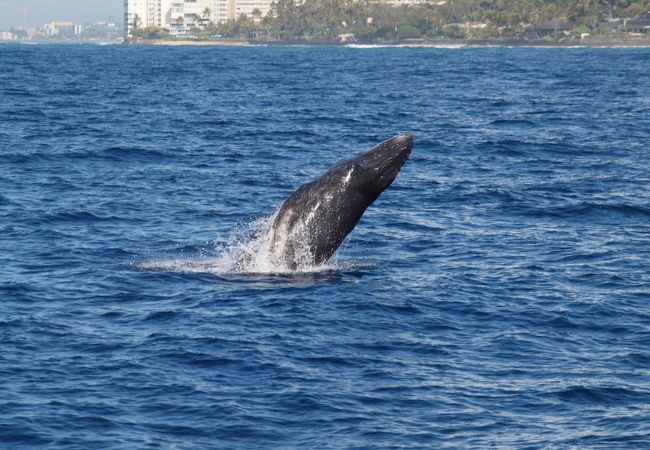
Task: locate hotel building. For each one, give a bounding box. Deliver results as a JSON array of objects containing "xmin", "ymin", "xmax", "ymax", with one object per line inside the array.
[{"xmin": 125, "ymin": 0, "xmax": 275, "ymax": 36}]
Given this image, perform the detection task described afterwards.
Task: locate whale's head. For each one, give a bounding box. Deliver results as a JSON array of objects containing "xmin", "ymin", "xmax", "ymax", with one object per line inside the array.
[{"xmin": 332, "ymin": 133, "xmax": 413, "ymax": 200}]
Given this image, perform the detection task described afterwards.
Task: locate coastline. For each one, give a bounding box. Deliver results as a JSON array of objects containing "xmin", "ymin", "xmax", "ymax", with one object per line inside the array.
[
  {"xmin": 136, "ymin": 37, "xmax": 650, "ymax": 48},
  {"xmin": 4, "ymin": 36, "xmax": 649, "ymax": 48},
  {"xmin": 146, "ymin": 39, "xmax": 251, "ymax": 46}
]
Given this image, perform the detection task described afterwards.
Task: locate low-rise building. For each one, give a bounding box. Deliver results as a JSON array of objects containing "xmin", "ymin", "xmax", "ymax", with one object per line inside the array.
[
  {"xmin": 0, "ymin": 31, "xmax": 18, "ymax": 40},
  {"xmin": 45, "ymin": 21, "xmax": 75, "ymax": 38},
  {"xmin": 628, "ymin": 11, "xmax": 650, "ymax": 33}
]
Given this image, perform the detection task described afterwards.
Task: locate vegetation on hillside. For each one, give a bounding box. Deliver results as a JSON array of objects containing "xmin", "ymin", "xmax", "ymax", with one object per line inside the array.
[
  {"xmin": 133, "ymin": 0, "xmax": 650, "ymax": 42},
  {"xmin": 236, "ymin": 0, "xmax": 650, "ymax": 41}
]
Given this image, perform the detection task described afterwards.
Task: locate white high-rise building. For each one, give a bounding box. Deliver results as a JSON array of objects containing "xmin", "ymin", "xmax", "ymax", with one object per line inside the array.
[
  {"xmin": 148, "ymin": 0, "xmax": 162, "ymax": 27},
  {"xmin": 160, "ymin": 0, "xmax": 213, "ymax": 35},
  {"xmin": 180, "ymin": 0, "xmax": 212, "ymax": 23},
  {"xmin": 231, "ymin": 0, "xmax": 272, "ymax": 21},
  {"xmin": 125, "ymin": 0, "xmax": 147, "ymax": 35},
  {"xmin": 126, "ymin": 0, "xmax": 437, "ymax": 36},
  {"xmin": 125, "ymin": 0, "xmax": 276, "ymax": 36},
  {"xmin": 210, "ymin": 0, "xmax": 231, "ymax": 24},
  {"xmin": 125, "ymin": 0, "xmax": 161, "ymax": 33}
]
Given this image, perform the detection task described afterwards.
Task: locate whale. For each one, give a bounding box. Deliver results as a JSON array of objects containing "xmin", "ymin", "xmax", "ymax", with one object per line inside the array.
[{"xmin": 264, "ymin": 133, "xmax": 413, "ymax": 269}]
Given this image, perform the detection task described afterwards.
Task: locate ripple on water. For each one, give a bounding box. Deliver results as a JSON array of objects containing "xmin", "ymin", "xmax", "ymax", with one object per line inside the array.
[{"xmin": 1, "ymin": 45, "xmax": 650, "ymax": 449}]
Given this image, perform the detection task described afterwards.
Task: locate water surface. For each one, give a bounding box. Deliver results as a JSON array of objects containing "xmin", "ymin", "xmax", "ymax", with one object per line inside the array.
[{"xmin": 1, "ymin": 45, "xmax": 650, "ymax": 449}]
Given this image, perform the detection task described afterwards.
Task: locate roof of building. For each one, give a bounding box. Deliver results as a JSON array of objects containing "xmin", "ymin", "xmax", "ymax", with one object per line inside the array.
[
  {"xmin": 535, "ymin": 18, "xmax": 570, "ymax": 31},
  {"xmin": 629, "ymin": 11, "xmax": 650, "ymax": 26}
]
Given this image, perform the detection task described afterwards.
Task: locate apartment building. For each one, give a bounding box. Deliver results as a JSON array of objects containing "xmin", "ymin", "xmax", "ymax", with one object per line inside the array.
[
  {"xmin": 232, "ymin": 0, "xmax": 273, "ymax": 21},
  {"xmin": 126, "ymin": 0, "xmax": 276, "ymax": 34}
]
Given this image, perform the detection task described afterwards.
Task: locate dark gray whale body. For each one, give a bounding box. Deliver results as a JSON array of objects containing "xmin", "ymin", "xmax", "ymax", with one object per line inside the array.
[{"xmin": 268, "ymin": 134, "xmax": 413, "ymax": 269}]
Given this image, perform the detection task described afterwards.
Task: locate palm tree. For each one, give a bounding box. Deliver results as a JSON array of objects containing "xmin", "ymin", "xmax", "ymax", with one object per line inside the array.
[{"xmin": 130, "ymin": 14, "xmax": 142, "ymax": 37}]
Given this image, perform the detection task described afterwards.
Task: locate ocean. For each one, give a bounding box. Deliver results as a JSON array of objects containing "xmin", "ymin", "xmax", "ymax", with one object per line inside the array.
[{"xmin": 1, "ymin": 44, "xmax": 649, "ymax": 449}]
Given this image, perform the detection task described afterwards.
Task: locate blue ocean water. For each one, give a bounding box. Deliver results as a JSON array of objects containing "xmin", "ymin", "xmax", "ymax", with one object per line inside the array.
[{"xmin": 1, "ymin": 43, "xmax": 650, "ymax": 449}]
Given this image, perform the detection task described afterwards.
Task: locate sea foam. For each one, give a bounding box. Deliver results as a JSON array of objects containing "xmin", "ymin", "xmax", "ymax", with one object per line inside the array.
[{"xmin": 137, "ymin": 214, "xmax": 340, "ymax": 275}]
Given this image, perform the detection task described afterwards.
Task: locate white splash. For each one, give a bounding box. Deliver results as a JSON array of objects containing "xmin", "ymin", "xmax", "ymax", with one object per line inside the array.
[{"xmin": 136, "ymin": 214, "xmax": 341, "ymax": 275}]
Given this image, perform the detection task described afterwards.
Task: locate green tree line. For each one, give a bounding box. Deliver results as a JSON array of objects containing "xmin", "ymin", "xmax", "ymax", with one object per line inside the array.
[
  {"xmin": 132, "ymin": 0, "xmax": 650, "ymax": 42},
  {"xmin": 219, "ymin": 0, "xmax": 650, "ymax": 41}
]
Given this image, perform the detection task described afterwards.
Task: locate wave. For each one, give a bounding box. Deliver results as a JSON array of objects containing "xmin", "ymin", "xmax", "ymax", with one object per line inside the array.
[
  {"xmin": 82, "ymin": 146, "xmax": 169, "ymax": 162},
  {"xmin": 555, "ymin": 385, "xmax": 649, "ymax": 405},
  {"xmin": 41, "ymin": 210, "xmax": 118, "ymax": 223},
  {"xmin": 523, "ymin": 202, "xmax": 650, "ymax": 220},
  {"xmin": 346, "ymin": 44, "xmax": 393, "ymax": 49},
  {"xmin": 489, "ymin": 119, "xmax": 536, "ymax": 127}
]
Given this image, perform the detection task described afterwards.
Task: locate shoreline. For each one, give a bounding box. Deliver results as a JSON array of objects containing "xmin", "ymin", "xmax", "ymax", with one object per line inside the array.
[
  {"xmin": 5, "ymin": 37, "xmax": 650, "ymax": 48},
  {"xmin": 138, "ymin": 37, "xmax": 650, "ymax": 48},
  {"xmin": 138, "ymin": 41, "xmax": 650, "ymax": 49},
  {"xmin": 146, "ymin": 39, "xmax": 251, "ymax": 46}
]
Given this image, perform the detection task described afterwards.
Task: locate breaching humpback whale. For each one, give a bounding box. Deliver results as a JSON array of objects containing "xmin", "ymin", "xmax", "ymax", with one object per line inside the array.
[{"xmin": 265, "ymin": 133, "xmax": 413, "ymax": 269}]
